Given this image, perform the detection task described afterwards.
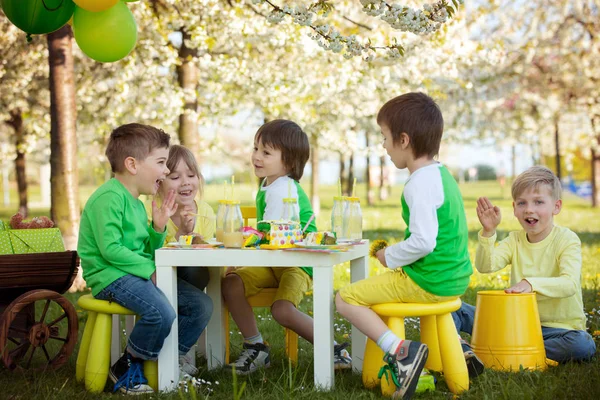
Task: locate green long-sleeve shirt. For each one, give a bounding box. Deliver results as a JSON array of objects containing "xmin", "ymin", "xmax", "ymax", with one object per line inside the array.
[{"xmin": 78, "ymin": 178, "xmax": 166, "ymax": 296}]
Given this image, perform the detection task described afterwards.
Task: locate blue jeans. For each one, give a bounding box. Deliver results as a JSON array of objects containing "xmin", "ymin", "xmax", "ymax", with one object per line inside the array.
[
  {"xmin": 452, "ymin": 302, "xmax": 596, "ymax": 363},
  {"xmin": 95, "ymin": 274, "xmax": 213, "ymax": 360}
]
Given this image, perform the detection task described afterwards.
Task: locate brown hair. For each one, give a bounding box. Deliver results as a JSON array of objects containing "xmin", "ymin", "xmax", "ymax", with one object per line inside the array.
[
  {"xmin": 105, "ymin": 123, "xmax": 170, "ymax": 173},
  {"xmin": 377, "ymin": 92, "xmax": 444, "ymax": 159},
  {"xmin": 254, "ymin": 119, "xmax": 310, "ymax": 181},
  {"xmin": 166, "ymin": 145, "xmax": 205, "ymax": 198},
  {"xmin": 512, "ymin": 166, "xmax": 562, "ymax": 200}
]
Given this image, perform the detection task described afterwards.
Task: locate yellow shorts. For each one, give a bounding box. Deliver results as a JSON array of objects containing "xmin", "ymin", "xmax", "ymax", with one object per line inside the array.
[
  {"xmin": 233, "ymin": 267, "xmax": 312, "ymax": 307},
  {"xmin": 338, "ymin": 269, "xmax": 456, "ymax": 306}
]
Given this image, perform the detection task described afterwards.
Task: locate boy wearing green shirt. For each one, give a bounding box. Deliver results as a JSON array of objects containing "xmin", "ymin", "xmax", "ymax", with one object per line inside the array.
[
  {"xmin": 336, "ymin": 93, "xmax": 473, "ymax": 399},
  {"xmin": 78, "ymin": 123, "xmax": 206, "ymax": 394}
]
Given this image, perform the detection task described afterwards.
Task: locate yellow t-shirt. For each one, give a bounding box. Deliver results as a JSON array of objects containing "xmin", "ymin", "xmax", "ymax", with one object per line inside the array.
[
  {"xmin": 145, "ymin": 196, "xmax": 215, "ymax": 244},
  {"xmin": 476, "ymin": 225, "xmax": 585, "ymax": 331}
]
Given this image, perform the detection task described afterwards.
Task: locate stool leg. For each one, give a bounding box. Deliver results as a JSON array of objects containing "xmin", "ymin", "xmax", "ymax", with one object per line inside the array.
[
  {"xmin": 85, "ymin": 313, "xmax": 113, "ymax": 393},
  {"xmin": 144, "ymin": 360, "xmax": 158, "ymax": 392},
  {"xmin": 362, "ymin": 337, "xmax": 383, "ymax": 388},
  {"xmin": 224, "ymin": 305, "xmax": 230, "ymax": 364},
  {"xmin": 420, "ymin": 315, "xmax": 443, "ymax": 371},
  {"xmin": 380, "ymin": 317, "xmax": 406, "ymax": 397},
  {"xmin": 437, "ymin": 313, "xmax": 469, "ymax": 394},
  {"xmin": 111, "ymin": 314, "xmax": 121, "ymax": 367},
  {"xmin": 285, "ymin": 328, "xmax": 299, "ymax": 365},
  {"xmin": 76, "ymin": 311, "xmax": 97, "ymax": 383}
]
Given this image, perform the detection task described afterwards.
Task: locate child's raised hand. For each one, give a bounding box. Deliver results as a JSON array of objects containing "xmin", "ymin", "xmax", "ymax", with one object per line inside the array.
[
  {"xmin": 179, "ymin": 206, "xmax": 197, "ymax": 235},
  {"xmin": 505, "ymin": 279, "xmax": 532, "ymax": 294},
  {"xmin": 476, "ymin": 197, "xmax": 501, "ymax": 237},
  {"xmin": 152, "ymin": 190, "xmax": 178, "ymax": 232}
]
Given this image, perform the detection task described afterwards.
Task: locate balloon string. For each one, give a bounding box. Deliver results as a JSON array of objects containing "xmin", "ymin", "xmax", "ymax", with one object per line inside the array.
[{"xmin": 42, "ymin": 0, "xmax": 65, "ymax": 12}]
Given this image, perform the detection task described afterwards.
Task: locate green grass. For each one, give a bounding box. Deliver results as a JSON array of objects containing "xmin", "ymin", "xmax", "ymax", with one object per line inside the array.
[{"xmin": 1, "ymin": 181, "xmax": 599, "ymax": 399}]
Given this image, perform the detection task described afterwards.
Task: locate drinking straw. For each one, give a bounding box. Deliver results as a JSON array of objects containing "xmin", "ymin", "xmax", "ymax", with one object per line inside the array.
[
  {"xmin": 288, "ymin": 179, "xmax": 292, "ymax": 198},
  {"xmin": 302, "ymin": 214, "xmax": 316, "ymax": 234},
  {"xmin": 231, "ymin": 175, "xmax": 235, "ymax": 200},
  {"xmin": 352, "ymin": 177, "xmax": 357, "ymax": 197},
  {"xmin": 338, "ymin": 178, "xmax": 342, "ymax": 197},
  {"xmin": 223, "ymin": 180, "xmax": 228, "ymax": 200}
]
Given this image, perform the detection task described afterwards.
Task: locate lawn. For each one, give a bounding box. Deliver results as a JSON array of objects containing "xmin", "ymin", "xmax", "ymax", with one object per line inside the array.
[{"xmin": 1, "ymin": 181, "xmax": 599, "ymax": 399}]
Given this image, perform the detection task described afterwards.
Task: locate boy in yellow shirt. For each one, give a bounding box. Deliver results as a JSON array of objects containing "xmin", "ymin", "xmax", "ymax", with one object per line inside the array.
[{"xmin": 453, "ymin": 166, "xmax": 596, "ymax": 364}]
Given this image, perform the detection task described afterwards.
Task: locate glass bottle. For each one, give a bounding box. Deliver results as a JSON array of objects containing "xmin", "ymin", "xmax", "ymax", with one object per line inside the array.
[
  {"xmin": 281, "ymin": 197, "xmax": 300, "ymax": 222},
  {"xmin": 222, "ymin": 201, "xmax": 244, "ymax": 248},
  {"xmin": 331, "ymin": 196, "xmax": 345, "ymax": 239},
  {"xmin": 346, "ymin": 197, "xmax": 363, "ymax": 240},
  {"xmin": 215, "ymin": 199, "xmax": 228, "ymax": 242}
]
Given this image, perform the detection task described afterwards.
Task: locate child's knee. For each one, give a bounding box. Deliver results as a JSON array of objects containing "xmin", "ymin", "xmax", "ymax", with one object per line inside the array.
[
  {"xmin": 571, "ymin": 331, "xmax": 597, "ymax": 361},
  {"xmin": 221, "ymin": 273, "xmax": 243, "ymax": 296},
  {"xmin": 271, "ymin": 300, "xmax": 295, "ymax": 325}
]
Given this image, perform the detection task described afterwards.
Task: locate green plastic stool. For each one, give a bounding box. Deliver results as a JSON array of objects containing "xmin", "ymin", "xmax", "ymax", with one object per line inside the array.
[{"xmin": 75, "ymin": 294, "xmax": 158, "ymax": 393}]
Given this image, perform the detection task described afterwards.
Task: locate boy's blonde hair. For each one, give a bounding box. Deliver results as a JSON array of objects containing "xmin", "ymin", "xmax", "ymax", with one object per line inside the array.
[
  {"xmin": 511, "ymin": 166, "xmax": 562, "ymax": 200},
  {"xmin": 166, "ymin": 145, "xmax": 205, "ymax": 198},
  {"xmin": 105, "ymin": 123, "xmax": 170, "ymax": 173}
]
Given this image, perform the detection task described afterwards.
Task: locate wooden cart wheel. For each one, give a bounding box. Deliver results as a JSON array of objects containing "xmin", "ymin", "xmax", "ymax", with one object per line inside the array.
[{"xmin": 0, "ymin": 290, "xmax": 78, "ymax": 371}]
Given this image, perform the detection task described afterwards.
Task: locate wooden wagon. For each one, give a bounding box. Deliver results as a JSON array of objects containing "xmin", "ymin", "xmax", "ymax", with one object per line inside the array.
[{"xmin": 0, "ymin": 251, "xmax": 80, "ymax": 371}]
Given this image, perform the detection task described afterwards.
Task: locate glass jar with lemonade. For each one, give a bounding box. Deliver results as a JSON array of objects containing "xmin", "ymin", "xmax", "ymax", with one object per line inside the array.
[
  {"xmin": 222, "ymin": 200, "xmax": 244, "ymax": 248},
  {"xmin": 215, "ymin": 199, "xmax": 228, "ymax": 243}
]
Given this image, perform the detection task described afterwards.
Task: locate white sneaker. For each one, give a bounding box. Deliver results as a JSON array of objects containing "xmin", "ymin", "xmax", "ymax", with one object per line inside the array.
[
  {"xmin": 179, "ymin": 353, "xmax": 198, "ymax": 376},
  {"xmin": 334, "ymin": 342, "xmax": 352, "ymax": 370},
  {"xmin": 228, "ymin": 342, "xmax": 271, "ymax": 375}
]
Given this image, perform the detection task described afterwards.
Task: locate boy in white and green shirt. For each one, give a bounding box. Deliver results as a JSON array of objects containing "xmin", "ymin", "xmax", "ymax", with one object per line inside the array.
[{"xmin": 336, "ymin": 93, "xmax": 473, "ymax": 399}]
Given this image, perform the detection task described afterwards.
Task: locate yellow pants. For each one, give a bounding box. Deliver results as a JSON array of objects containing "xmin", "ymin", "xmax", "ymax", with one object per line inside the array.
[
  {"xmin": 339, "ymin": 269, "xmax": 456, "ymax": 306},
  {"xmin": 233, "ymin": 267, "xmax": 311, "ymax": 307}
]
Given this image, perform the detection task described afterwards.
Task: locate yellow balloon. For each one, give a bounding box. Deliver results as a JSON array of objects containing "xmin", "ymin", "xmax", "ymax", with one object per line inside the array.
[{"xmin": 73, "ymin": 0, "xmax": 119, "ymax": 12}]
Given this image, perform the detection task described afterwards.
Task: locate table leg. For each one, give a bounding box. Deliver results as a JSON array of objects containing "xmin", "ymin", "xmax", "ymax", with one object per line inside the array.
[
  {"xmin": 313, "ymin": 266, "xmax": 334, "ymax": 390},
  {"xmin": 206, "ymin": 267, "xmax": 226, "ymax": 369},
  {"xmin": 350, "ymin": 252, "xmax": 369, "ymax": 373},
  {"xmin": 156, "ymin": 266, "xmax": 178, "ymax": 392}
]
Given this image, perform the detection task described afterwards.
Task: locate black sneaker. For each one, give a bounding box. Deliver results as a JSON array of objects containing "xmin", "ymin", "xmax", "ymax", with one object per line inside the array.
[
  {"xmin": 109, "ymin": 353, "xmax": 153, "ymax": 395},
  {"xmin": 334, "ymin": 342, "xmax": 352, "ymax": 370},
  {"xmin": 228, "ymin": 342, "xmax": 271, "ymax": 375},
  {"xmin": 464, "ymin": 349, "xmax": 485, "ymax": 378},
  {"xmin": 378, "ymin": 340, "xmax": 429, "ymax": 399}
]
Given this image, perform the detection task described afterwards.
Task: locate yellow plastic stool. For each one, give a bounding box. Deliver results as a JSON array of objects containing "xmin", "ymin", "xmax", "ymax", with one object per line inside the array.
[
  {"xmin": 76, "ymin": 294, "xmax": 158, "ymax": 393},
  {"xmin": 224, "ymin": 288, "xmax": 299, "ymax": 364},
  {"xmin": 471, "ymin": 291, "xmax": 548, "ymax": 371},
  {"xmin": 362, "ymin": 298, "xmax": 468, "ymax": 396}
]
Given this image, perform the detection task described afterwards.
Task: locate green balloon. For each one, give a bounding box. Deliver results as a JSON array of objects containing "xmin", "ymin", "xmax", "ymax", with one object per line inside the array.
[
  {"xmin": 73, "ymin": 1, "xmax": 137, "ymax": 63},
  {"xmin": 1, "ymin": 0, "xmax": 75, "ymax": 36}
]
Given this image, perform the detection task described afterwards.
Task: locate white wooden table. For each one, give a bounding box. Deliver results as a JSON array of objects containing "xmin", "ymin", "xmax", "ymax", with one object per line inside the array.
[{"xmin": 155, "ymin": 241, "xmax": 369, "ymax": 392}]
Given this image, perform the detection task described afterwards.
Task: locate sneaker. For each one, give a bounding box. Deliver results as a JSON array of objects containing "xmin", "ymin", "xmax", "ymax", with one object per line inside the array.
[
  {"xmin": 464, "ymin": 349, "xmax": 485, "ymax": 378},
  {"xmin": 109, "ymin": 353, "xmax": 154, "ymax": 395},
  {"xmin": 378, "ymin": 340, "xmax": 429, "ymax": 400},
  {"xmin": 334, "ymin": 342, "xmax": 352, "ymax": 370},
  {"xmin": 228, "ymin": 342, "xmax": 271, "ymax": 375},
  {"xmin": 179, "ymin": 352, "xmax": 199, "ymax": 376}
]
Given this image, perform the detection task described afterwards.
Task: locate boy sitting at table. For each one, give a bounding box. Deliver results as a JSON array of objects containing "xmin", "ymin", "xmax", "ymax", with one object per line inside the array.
[
  {"xmin": 78, "ymin": 124, "xmax": 206, "ymax": 394},
  {"xmin": 221, "ymin": 119, "xmax": 351, "ymax": 374}
]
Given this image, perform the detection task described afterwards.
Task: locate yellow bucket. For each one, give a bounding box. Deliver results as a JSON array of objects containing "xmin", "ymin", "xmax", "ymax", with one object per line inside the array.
[{"xmin": 471, "ymin": 290, "xmax": 547, "ymax": 371}]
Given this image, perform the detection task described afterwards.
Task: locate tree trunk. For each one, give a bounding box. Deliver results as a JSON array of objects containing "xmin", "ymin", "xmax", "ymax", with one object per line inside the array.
[
  {"xmin": 176, "ymin": 28, "xmax": 200, "ymax": 156},
  {"xmin": 554, "ymin": 115, "xmax": 562, "ymax": 182},
  {"xmin": 48, "ymin": 25, "xmax": 80, "ymax": 250},
  {"xmin": 310, "ymin": 141, "xmax": 320, "ymax": 215},
  {"xmin": 365, "ymin": 132, "xmax": 374, "ymax": 206},
  {"xmin": 379, "ymin": 155, "xmax": 388, "ymax": 201},
  {"xmin": 8, "ymin": 110, "xmax": 28, "ymax": 216},
  {"xmin": 592, "ymin": 147, "xmax": 599, "ymax": 208},
  {"xmin": 339, "ymin": 152, "xmax": 346, "ymax": 195},
  {"xmin": 346, "ymin": 154, "xmax": 354, "ymax": 196}
]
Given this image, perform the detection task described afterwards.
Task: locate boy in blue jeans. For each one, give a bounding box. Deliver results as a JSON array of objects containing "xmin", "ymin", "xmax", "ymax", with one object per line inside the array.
[
  {"xmin": 453, "ymin": 166, "xmax": 596, "ymax": 365},
  {"xmin": 78, "ymin": 123, "xmax": 212, "ymax": 394},
  {"xmin": 336, "ymin": 93, "xmax": 473, "ymax": 399}
]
